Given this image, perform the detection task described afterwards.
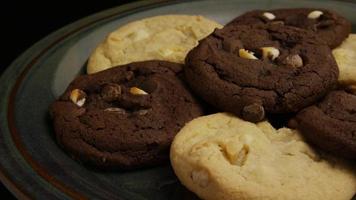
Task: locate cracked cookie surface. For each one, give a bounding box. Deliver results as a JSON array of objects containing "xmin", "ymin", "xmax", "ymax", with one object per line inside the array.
[
  {"xmin": 227, "ymin": 8, "xmax": 351, "ymax": 48},
  {"xmin": 289, "ymin": 90, "xmax": 356, "ymax": 159},
  {"xmin": 185, "ymin": 23, "xmax": 339, "ymax": 122},
  {"xmin": 50, "ymin": 61, "xmax": 204, "ymax": 169},
  {"xmin": 170, "ymin": 113, "xmax": 356, "ymax": 200}
]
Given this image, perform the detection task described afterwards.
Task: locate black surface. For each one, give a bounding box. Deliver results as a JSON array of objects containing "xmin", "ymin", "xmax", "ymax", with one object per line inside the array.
[{"xmin": 1, "ymin": 1, "xmax": 135, "ymax": 199}]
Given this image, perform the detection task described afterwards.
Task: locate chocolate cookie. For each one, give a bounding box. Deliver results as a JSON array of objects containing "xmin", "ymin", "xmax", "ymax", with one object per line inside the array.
[
  {"xmin": 289, "ymin": 90, "xmax": 356, "ymax": 160},
  {"xmin": 185, "ymin": 23, "xmax": 339, "ymax": 122},
  {"xmin": 50, "ymin": 61, "xmax": 204, "ymax": 169},
  {"xmin": 227, "ymin": 8, "xmax": 351, "ymax": 48}
]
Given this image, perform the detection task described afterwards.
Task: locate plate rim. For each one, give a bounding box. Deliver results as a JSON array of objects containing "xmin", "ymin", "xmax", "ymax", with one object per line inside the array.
[
  {"xmin": 0, "ymin": 0, "xmax": 355, "ymax": 199},
  {"xmin": 0, "ymin": 0, "xmax": 182, "ymax": 199}
]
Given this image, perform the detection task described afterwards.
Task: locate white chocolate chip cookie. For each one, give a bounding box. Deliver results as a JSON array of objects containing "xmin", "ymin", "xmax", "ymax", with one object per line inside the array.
[
  {"xmin": 333, "ymin": 34, "xmax": 356, "ymax": 85},
  {"xmin": 87, "ymin": 15, "xmax": 222, "ymax": 74},
  {"xmin": 170, "ymin": 113, "xmax": 356, "ymax": 200}
]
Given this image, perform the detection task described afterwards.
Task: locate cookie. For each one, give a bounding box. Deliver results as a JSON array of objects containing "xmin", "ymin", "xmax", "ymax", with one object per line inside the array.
[
  {"xmin": 170, "ymin": 113, "xmax": 356, "ymax": 200},
  {"xmin": 185, "ymin": 23, "xmax": 339, "ymax": 122},
  {"xmin": 50, "ymin": 61, "xmax": 204, "ymax": 169},
  {"xmin": 87, "ymin": 15, "xmax": 222, "ymax": 74},
  {"xmin": 333, "ymin": 34, "xmax": 356, "ymax": 85},
  {"xmin": 289, "ymin": 90, "xmax": 356, "ymax": 160},
  {"xmin": 227, "ymin": 8, "xmax": 351, "ymax": 48}
]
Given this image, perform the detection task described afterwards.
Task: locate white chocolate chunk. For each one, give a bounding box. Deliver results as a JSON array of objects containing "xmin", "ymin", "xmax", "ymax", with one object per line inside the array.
[
  {"xmin": 263, "ymin": 12, "xmax": 276, "ymax": 20},
  {"xmin": 70, "ymin": 89, "xmax": 86, "ymax": 107},
  {"xmin": 239, "ymin": 49, "xmax": 258, "ymax": 60},
  {"xmin": 129, "ymin": 87, "xmax": 148, "ymax": 95},
  {"xmin": 308, "ymin": 10, "xmax": 323, "ymax": 19},
  {"xmin": 261, "ymin": 47, "xmax": 280, "ymax": 60}
]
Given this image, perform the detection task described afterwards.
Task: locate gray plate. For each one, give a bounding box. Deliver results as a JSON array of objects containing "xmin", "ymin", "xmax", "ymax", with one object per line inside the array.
[{"xmin": 0, "ymin": 0, "xmax": 355, "ymax": 199}]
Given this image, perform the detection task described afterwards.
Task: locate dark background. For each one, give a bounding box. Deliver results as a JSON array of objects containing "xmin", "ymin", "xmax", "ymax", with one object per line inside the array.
[{"xmin": 1, "ymin": 1, "xmax": 135, "ymax": 199}]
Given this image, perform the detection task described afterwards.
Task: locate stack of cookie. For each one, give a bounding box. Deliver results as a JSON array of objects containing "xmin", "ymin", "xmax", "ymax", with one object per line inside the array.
[{"xmin": 50, "ymin": 10, "xmax": 356, "ymax": 200}]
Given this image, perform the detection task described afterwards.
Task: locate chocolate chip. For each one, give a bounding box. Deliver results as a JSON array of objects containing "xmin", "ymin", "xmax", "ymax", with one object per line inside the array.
[
  {"xmin": 125, "ymin": 71, "xmax": 134, "ymax": 81},
  {"xmin": 314, "ymin": 20, "xmax": 334, "ymax": 30},
  {"xmin": 223, "ymin": 38, "xmax": 243, "ymax": 54},
  {"xmin": 283, "ymin": 54, "xmax": 303, "ymax": 68},
  {"xmin": 101, "ymin": 83, "xmax": 121, "ymax": 101},
  {"xmin": 242, "ymin": 103, "xmax": 265, "ymax": 122}
]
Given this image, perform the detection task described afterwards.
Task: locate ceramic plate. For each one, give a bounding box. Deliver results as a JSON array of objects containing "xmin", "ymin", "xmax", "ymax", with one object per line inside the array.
[{"xmin": 0, "ymin": 0, "xmax": 355, "ymax": 199}]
